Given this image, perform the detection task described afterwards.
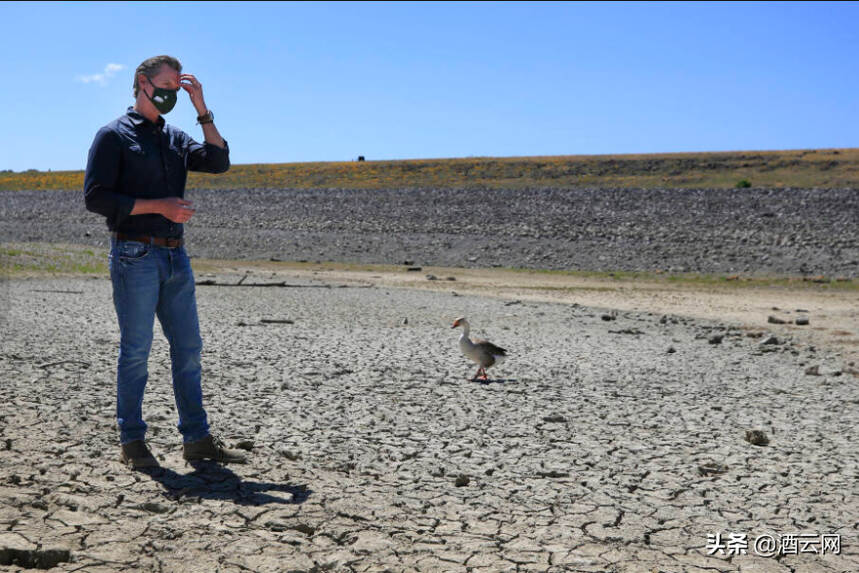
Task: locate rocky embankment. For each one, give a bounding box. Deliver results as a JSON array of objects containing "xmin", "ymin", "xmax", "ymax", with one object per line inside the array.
[{"xmin": 1, "ymin": 187, "xmax": 856, "ymax": 276}]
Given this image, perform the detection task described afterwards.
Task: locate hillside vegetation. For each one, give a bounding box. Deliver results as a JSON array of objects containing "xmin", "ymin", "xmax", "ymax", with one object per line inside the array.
[{"xmin": 2, "ymin": 148, "xmax": 857, "ymax": 191}]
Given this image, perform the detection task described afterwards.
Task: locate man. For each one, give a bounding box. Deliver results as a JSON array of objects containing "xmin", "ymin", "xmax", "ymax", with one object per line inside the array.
[{"xmin": 84, "ymin": 55, "xmax": 246, "ymax": 468}]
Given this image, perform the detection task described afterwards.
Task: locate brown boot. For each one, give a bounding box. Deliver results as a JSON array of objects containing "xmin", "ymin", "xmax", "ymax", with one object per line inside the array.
[
  {"xmin": 120, "ymin": 440, "xmax": 159, "ymax": 469},
  {"xmin": 183, "ymin": 435, "xmax": 247, "ymax": 464}
]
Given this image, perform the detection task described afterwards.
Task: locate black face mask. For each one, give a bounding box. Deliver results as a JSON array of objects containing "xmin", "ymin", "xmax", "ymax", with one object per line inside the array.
[{"xmin": 143, "ymin": 77, "xmax": 179, "ymax": 114}]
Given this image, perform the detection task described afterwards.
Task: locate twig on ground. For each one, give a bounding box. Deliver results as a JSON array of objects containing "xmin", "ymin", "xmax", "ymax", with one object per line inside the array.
[{"xmin": 38, "ymin": 360, "xmax": 91, "ymax": 369}]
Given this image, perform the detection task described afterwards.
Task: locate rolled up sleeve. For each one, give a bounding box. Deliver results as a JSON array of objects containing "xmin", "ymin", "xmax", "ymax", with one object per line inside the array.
[
  {"xmin": 84, "ymin": 127, "xmax": 136, "ymax": 227},
  {"xmin": 187, "ymin": 137, "xmax": 230, "ymax": 174}
]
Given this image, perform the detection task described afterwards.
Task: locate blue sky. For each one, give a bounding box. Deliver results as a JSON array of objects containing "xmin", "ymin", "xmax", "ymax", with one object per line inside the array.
[{"xmin": 1, "ymin": 1, "xmax": 857, "ymax": 171}]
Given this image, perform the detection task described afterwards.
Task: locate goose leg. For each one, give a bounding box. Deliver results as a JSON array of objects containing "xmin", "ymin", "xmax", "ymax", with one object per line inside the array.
[{"xmin": 471, "ymin": 367, "xmax": 482, "ymax": 381}]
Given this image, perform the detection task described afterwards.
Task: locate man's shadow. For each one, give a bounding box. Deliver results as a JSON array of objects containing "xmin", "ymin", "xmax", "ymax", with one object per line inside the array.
[{"xmin": 137, "ymin": 461, "xmax": 312, "ymax": 506}]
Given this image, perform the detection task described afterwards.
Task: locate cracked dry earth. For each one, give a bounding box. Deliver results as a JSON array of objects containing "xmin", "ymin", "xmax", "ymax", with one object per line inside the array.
[{"xmin": 1, "ymin": 275, "xmax": 857, "ymax": 573}]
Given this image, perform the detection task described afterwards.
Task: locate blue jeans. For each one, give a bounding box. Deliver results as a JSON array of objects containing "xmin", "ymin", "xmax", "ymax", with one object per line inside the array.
[{"xmin": 109, "ymin": 239, "xmax": 210, "ymax": 445}]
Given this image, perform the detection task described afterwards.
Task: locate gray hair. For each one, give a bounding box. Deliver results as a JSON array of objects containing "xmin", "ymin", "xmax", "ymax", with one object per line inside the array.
[{"xmin": 133, "ymin": 55, "xmax": 182, "ymax": 97}]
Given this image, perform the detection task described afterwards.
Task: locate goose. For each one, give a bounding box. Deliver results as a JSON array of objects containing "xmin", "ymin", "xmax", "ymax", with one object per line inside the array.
[{"xmin": 451, "ymin": 317, "xmax": 507, "ymax": 381}]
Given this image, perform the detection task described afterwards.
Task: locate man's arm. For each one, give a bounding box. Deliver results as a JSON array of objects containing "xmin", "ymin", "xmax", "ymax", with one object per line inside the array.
[
  {"xmin": 84, "ymin": 128, "xmax": 136, "ymax": 226},
  {"xmin": 84, "ymin": 128, "xmax": 196, "ymax": 224},
  {"xmin": 180, "ymin": 73, "xmax": 230, "ymax": 174},
  {"xmin": 131, "ymin": 197, "xmax": 196, "ymax": 222}
]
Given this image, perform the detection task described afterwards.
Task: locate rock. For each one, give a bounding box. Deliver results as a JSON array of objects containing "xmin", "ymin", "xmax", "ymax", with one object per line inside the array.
[
  {"xmin": 235, "ymin": 440, "xmax": 255, "ymax": 451},
  {"xmin": 280, "ymin": 448, "xmax": 301, "ymax": 461},
  {"xmin": 454, "ymin": 475, "xmax": 470, "ymax": 487},
  {"xmin": 745, "ymin": 429, "xmax": 770, "ymax": 446},
  {"xmin": 795, "ymin": 316, "xmax": 810, "ymax": 326},
  {"xmin": 425, "ymin": 274, "xmax": 438, "ymax": 280},
  {"xmin": 536, "ymin": 470, "xmax": 570, "ymax": 478},
  {"xmin": 804, "ymin": 365, "xmax": 820, "ymax": 376},
  {"xmin": 446, "ymin": 276, "xmax": 456, "ymax": 281},
  {"xmin": 406, "ymin": 267, "xmax": 422, "ymax": 272},
  {"xmin": 134, "ymin": 502, "xmax": 171, "ymax": 514},
  {"xmin": 708, "ymin": 334, "xmax": 724, "ymax": 344},
  {"xmin": 767, "ymin": 316, "xmax": 786, "ymax": 324},
  {"xmin": 761, "ymin": 336, "xmax": 780, "ymax": 345},
  {"xmin": 542, "ymin": 414, "xmax": 567, "ymax": 423},
  {"xmin": 698, "ymin": 460, "xmax": 728, "ymax": 476},
  {"xmin": 601, "ymin": 314, "xmax": 616, "ymax": 321},
  {"xmin": 667, "ymin": 346, "xmax": 676, "ymax": 354}
]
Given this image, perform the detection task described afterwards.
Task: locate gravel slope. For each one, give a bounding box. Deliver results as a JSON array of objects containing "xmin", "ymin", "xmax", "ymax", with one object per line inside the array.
[{"xmin": 1, "ymin": 187, "xmax": 857, "ymax": 276}]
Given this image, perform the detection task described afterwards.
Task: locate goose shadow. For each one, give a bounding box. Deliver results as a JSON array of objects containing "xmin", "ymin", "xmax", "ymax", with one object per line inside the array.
[
  {"xmin": 471, "ymin": 377, "xmax": 518, "ymax": 384},
  {"xmin": 136, "ymin": 461, "xmax": 312, "ymax": 506}
]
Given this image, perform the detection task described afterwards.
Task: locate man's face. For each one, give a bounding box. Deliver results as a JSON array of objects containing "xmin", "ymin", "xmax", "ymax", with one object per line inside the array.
[{"xmin": 144, "ymin": 64, "xmax": 180, "ymax": 93}]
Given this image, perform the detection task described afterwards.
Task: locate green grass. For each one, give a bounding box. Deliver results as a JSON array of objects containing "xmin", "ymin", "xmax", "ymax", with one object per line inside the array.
[
  {"xmin": 2, "ymin": 243, "xmax": 856, "ymax": 292},
  {"xmin": 1, "ymin": 244, "xmax": 108, "ymax": 276},
  {"xmin": 502, "ymin": 265, "xmax": 859, "ymax": 290}
]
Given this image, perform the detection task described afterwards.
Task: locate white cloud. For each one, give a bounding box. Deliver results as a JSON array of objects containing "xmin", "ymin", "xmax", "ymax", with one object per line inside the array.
[{"xmin": 76, "ymin": 63, "xmax": 125, "ymax": 86}]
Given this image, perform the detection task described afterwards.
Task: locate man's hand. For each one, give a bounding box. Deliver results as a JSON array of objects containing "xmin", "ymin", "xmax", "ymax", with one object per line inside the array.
[
  {"xmin": 131, "ymin": 197, "xmax": 196, "ymax": 223},
  {"xmin": 179, "ymin": 73, "xmax": 207, "ymax": 116},
  {"xmin": 159, "ymin": 197, "xmax": 196, "ymax": 223}
]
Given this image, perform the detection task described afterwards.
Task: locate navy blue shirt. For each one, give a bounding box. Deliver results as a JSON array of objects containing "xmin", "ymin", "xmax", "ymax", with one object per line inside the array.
[{"xmin": 84, "ymin": 107, "xmax": 230, "ymax": 238}]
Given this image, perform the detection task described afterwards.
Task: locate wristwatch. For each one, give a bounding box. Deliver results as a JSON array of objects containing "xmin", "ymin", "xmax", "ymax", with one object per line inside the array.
[{"xmin": 197, "ymin": 110, "xmax": 214, "ymax": 125}]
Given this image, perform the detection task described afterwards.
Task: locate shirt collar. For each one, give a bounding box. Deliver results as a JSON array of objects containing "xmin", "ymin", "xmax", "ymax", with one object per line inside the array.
[{"xmin": 126, "ymin": 106, "xmax": 165, "ymax": 130}]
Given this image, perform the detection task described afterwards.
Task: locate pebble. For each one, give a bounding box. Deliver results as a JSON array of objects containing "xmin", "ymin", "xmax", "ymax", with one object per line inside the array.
[{"xmin": 745, "ymin": 429, "xmax": 770, "ymax": 446}]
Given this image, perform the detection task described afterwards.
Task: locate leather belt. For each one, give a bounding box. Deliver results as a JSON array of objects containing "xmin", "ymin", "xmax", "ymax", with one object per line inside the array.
[{"xmin": 112, "ymin": 232, "xmax": 183, "ymax": 248}]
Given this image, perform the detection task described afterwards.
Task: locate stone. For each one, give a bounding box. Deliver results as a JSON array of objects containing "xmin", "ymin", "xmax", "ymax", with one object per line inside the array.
[
  {"xmin": 745, "ymin": 429, "xmax": 770, "ymax": 446},
  {"xmin": 795, "ymin": 316, "xmax": 810, "ymax": 326},
  {"xmin": 698, "ymin": 460, "xmax": 728, "ymax": 476},
  {"xmin": 767, "ymin": 316, "xmax": 786, "ymax": 324}
]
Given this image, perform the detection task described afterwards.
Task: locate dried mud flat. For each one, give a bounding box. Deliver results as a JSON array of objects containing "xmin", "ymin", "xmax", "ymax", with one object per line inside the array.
[{"xmin": 1, "ymin": 268, "xmax": 858, "ymax": 573}]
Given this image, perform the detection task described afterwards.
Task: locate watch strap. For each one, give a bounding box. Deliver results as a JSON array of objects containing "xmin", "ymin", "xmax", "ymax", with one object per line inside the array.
[{"xmin": 197, "ymin": 110, "xmax": 214, "ymax": 124}]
